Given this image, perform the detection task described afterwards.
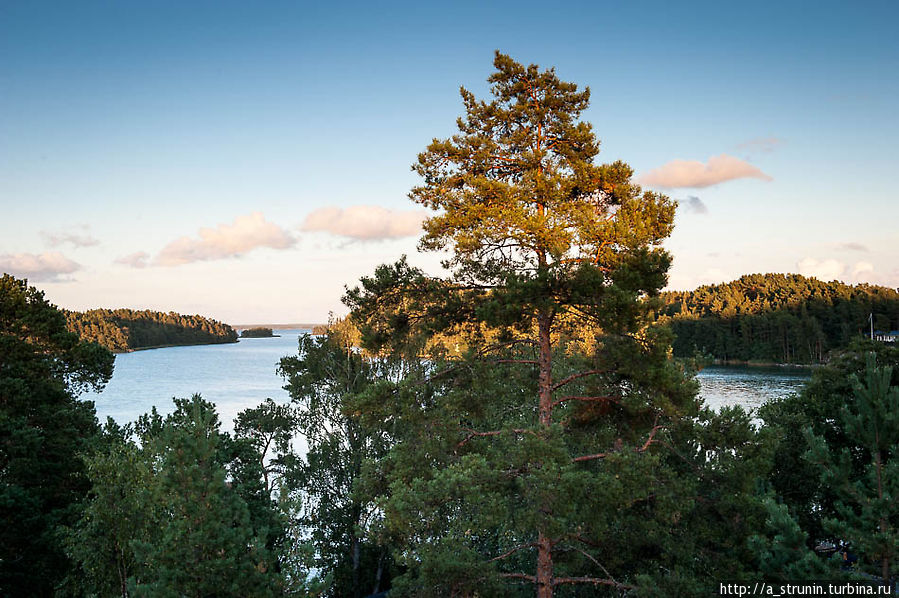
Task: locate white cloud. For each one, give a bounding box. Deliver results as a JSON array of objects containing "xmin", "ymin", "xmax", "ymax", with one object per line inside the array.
[
  {"xmin": 0, "ymin": 251, "xmax": 81, "ymax": 282},
  {"xmin": 301, "ymin": 205, "xmax": 427, "ymax": 240},
  {"xmin": 735, "ymin": 136, "xmax": 782, "ymax": 153},
  {"xmin": 155, "ymin": 212, "xmax": 295, "ymax": 266},
  {"xmin": 851, "ymin": 261, "xmax": 874, "ymax": 278},
  {"xmin": 839, "ymin": 242, "xmax": 869, "ymax": 252},
  {"xmin": 796, "ymin": 258, "xmax": 895, "ymax": 286},
  {"xmin": 41, "ymin": 227, "xmax": 100, "ymax": 248},
  {"xmin": 115, "ymin": 251, "xmax": 150, "ymax": 269},
  {"xmin": 796, "ymin": 257, "xmax": 846, "ymax": 282},
  {"xmin": 638, "ymin": 154, "xmax": 772, "ymax": 189}
]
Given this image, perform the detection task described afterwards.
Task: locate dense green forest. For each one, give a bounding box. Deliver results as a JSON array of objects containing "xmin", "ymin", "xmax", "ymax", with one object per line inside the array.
[
  {"xmin": 241, "ymin": 327, "xmax": 276, "ymax": 338},
  {"xmin": 65, "ymin": 308, "xmax": 238, "ymax": 352},
  {"xmin": 3, "ymin": 55, "xmax": 898, "ymax": 597},
  {"xmin": 661, "ymin": 274, "xmax": 899, "ymax": 363}
]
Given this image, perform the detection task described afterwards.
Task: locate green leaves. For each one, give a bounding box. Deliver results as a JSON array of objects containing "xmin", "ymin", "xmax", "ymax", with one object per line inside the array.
[{"xmin": 279, "ymin": 332, "xmax": 399, "ymax": 597}]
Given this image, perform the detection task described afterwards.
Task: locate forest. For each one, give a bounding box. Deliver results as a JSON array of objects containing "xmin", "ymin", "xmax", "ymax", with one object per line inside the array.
[
  {"xmin": 662, "ymin": 274, "xmax": 899, "ymax": 364},
  {"xmin": 241, "ymin": 327, "xmax": 277, "ymax": 338},
  {"xmin": 65, "ymin": 308, "xmax": 238, "ymax": 352},
  {"xmin": 2, "ymin": 54, "xmax": 898, "ymax": 597}
]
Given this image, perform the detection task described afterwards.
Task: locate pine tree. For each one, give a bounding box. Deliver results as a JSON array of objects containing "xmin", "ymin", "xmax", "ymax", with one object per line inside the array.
[
  {"xmin": 348, "ymin": 52, "xmax": 696, "ymax": 597},
  {"xmin": 0, "ymin": 274, "xmax": 114, "ymax": 596},
  {"xmin": 128, "ymin": 397, "xmax": 280, "ymax": 597},
  {"xmin": 805, "ymin": 353, "xmax": 899, "ymax": 584}
]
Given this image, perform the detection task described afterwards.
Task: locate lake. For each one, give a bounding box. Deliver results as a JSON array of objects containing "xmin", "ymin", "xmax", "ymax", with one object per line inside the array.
[
  {"xmin": 86, "ymin": 330, "xmax": 813, "ymax": 429},
  {"xmin": 697, "ymin": 364, "xmax": 812, "ymax": 412},
  {"xmin": 87, "ymin": 329, "xmax": 309, "ymax": 431}
]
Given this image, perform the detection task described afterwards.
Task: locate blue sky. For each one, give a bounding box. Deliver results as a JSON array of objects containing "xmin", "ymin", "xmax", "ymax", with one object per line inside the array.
[{"xmin": 2, "ymin": 0, "xmax": 897, "ymax": 322}]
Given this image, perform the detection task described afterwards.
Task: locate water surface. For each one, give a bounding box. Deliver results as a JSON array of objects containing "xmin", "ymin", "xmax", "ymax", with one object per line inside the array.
[
  {"xmin": 695, "ymin": 364, "xmax": 812, "ymax": 412},
  {"xmin": 87, "ymin": 336, "xmax": 813, "ymax": 429},
  {"xmin": 87, "ymin": 329, "xmax": 308, "ymax": 430}
]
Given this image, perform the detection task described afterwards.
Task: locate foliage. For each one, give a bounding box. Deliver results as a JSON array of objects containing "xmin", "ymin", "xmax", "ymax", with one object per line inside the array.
[
  {"xmin": 346, "ymin": 52, "xmax": 703, "ymax": 596},
  {"xmin": 241, "ymin": 327, "xmax": 277, "ymax": 338},
  {"xmin": 804, "ymin": 353, "xmax": 899, "ymax": 582},
  {"xmin": 662, "ymin": 273, "xmax": 899, "ymax": 364},
  {"xmin": 65, "ymin": 396, "xmax": 296, "ymax": 597},
  {"xmin": 759, "ymin": 340, "xmax": 899, "ymax": 543},
  {"xmin": 66, "ymin": 307, "xmax": 238, "ymax": 352},
  {"xmin": 747, "ymin": 499, "xmax": 834, "ymax": 581},
  {"xmin": 628, "ymin": 406, "xmax": 775, "ymax": 595},
  {"xmin": 0, "ymin": 274, "xmax": 114, "ymax": 596},
  {"xmin": 278, "ymin": 333, "xmax": 397, "ymax": 597}
]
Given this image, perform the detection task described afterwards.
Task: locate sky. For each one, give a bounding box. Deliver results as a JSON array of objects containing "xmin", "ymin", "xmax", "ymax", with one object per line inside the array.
[{"xmin": 2, "ymin": 0, "xmax": 897, "ymax": 323}]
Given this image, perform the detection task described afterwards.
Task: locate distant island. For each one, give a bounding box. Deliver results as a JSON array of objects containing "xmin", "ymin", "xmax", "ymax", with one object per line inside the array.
[
  {"xmin": 66, "ymin": 308, "xmax": 238, "ymax": 353},
  {"xmin": 661, "ymin": 273, "xmax": 899, "ymax": 364},
  {"xmin": 240, "ymin": 327, "xmax": 279, "ymax": 338},
  {"xmin": 232, "ymin": 322, "xmax": 324, "ymax": 331}
]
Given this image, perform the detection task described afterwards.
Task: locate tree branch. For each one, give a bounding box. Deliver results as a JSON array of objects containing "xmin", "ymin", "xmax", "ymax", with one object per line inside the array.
[
  {"xmin": 499, "ymin": 572, "xmax": 536, "ymax": 583},
  {"xmin": 458, "ymin": 427, "xmax": 536, "ymax": 448},
  {"xmin": 490, "ymin": 358, "xmax": 539, "ymax": 365},
  {"xmin": 551, "ymin": 395, "xmax": 620, "ymax": 409},
  {"xmin": 573, "ymin": 421, "xmax": 665, "ymax": 462},
  {"xmin": 488, "ymin": 542, "xmax": 538, "ymax": 562},
  {"xmin": 553, "ymin": 576, "xmax": 634, "ymax": 589},
  {"xmin": 552, "ymin": 369, "xmax": 606, "ymax": 392}
]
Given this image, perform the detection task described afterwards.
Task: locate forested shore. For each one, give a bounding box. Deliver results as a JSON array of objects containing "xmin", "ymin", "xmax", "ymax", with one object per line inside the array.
[
  {"xmin": 662, "ymin": 274, "xmax": 899, "ymax": 364},
  {"xmin": 65, "ymin": 308, "xmax": 238, "ymax": 352}
]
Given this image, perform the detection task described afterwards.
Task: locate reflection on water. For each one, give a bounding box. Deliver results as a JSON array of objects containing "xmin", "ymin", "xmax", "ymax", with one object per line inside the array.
[{"xmin": 696, "ymin": 365, "xmax": 812, "ymax": 412}]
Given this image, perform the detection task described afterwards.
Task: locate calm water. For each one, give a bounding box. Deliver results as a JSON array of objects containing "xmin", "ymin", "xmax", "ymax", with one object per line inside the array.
[
  {"xmin": 696, "ymin": 365, "xmax": 812, "ymax": 412},
  {"xmin": 86, "ymin": 329, "xmax": 310, "ymax": 431},
  {"xmin": 87, "ymin": 334, "xmax": 813, "ymax": 429}
]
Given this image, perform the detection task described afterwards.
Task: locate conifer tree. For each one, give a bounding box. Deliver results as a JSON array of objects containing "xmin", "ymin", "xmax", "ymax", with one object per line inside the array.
[
  {"xmin": 0, "ymin": 274, "xmax": 114, "ymax": 596},
  {"xmin": 128, "ymin": 396, "xmax": 280, "ymax": 597},
  {"xmin": 348, "ymin": 52, "xmax": 696, "ymax": 597},
  {"xmin": 805, "ymin": 354, "xmax": 899, "ymax": 584}
]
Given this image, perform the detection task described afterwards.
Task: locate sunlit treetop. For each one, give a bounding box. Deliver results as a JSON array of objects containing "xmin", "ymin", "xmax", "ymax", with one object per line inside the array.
[{"xmin": 411, "ymin": 51, "xmax": 675, "ymax": 284}]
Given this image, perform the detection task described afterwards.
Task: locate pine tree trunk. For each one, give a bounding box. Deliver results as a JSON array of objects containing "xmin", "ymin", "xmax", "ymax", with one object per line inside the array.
[
  {"xmin": 875, "ymin": 449, "xmax": 890, "ymax": 584},
  {"xmin": 536, "ymin": 312, "xmax": 554, "ymax": 597},
  {"xmin": 536, "ymin": 531, "xmax": 554, "ymax": 598}
]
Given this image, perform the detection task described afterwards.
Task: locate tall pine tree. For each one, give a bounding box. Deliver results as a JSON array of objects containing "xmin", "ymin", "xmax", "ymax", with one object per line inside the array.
[{"xmin": 348, "ymin": 53, "xmax": 696, "ymax": 597}]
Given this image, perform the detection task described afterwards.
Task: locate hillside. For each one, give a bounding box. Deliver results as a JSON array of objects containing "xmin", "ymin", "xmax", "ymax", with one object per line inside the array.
[
  {"xmin": 66, "ymin": 308, "xmax": 238, "ymax": 352},
  {"xmin": 661, "ymin": 273, "xmax": 899, "ymax": 364}
]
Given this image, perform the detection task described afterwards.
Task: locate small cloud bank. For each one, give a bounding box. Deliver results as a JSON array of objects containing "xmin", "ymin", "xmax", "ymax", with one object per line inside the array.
[
  {"xmin": 0, "ymin": 251, "xmax": 81, "ymax": 282},
  {"xmin": 839, "ymin": 242, "xmax": 869, "ymax": 252},
  {"xmin": 683, "ymin": 196, "xmax": 708, "ymax": 215},
  {"xmin": 797, "ymin": 257, "xmax": 896, "ymax": 287},
  {"xmin": 301, "ymin": 205, "xmax": 427, "ymax": 240},
  {"xmin": 797, "ymin": 258, "xmax": 846, "ymax": 282},
  {"xmin": 154, "ymin": 212, "xmax": 295, "ymax": 267},
  {"xmin": 115, "ymin": 251, "xmax": 150, "ymax": 269},
  {"xmin": 41, "ymin": 227, "xmax": 100, "ymax": 248},
  {"xmin": 736, "ymin": 136, "xmax": 782, "ymax": 153},
  {"xmin": 638, "ymin": 154, "xmax": 772, "ymax": 189}
]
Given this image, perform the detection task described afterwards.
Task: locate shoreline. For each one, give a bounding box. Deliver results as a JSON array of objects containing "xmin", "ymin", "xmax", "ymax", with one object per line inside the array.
[
  {"xmin": 710, "ymin": 359, "xmax": 818, "ymax": 369},
  {"xmin": 114, "ymin": 338, "xmax": 239, "ymax": 354}
]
